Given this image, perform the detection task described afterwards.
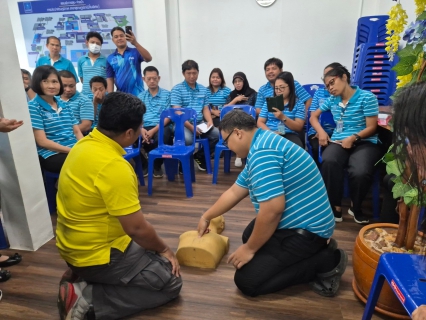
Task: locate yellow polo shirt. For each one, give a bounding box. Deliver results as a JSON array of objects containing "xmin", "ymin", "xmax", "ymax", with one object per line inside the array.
[{"xmin": 56, "ymin": 128, "xmax": 141, "ymax": 267}]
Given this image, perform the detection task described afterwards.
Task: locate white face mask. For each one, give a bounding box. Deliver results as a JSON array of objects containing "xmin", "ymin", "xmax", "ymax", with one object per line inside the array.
[{"xmin": 88, "ymin": 43, "xmax": 101, "ymax": 54}]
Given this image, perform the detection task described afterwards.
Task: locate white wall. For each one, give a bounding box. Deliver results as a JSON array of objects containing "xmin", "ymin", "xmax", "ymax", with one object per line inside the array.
[{"xmin": 8, "ymin": 0, "xmax": 408, "ymax": 91}]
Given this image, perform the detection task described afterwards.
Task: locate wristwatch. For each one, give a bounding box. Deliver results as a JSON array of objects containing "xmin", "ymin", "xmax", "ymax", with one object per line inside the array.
[{"xmin": 353, "ymin": 134, "xmax": 361, "ymax": 142}]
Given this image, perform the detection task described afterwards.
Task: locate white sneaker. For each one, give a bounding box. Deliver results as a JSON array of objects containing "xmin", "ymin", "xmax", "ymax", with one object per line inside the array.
[{"xmin": 235, "ymin": 157, "xmax": 242, "ymax": 167}]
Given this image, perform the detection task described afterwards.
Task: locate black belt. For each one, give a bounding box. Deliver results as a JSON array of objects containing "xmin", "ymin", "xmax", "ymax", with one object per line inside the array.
[{"xmin": 293, "ymin": 229, "xmax": 328, "ymax": 245}]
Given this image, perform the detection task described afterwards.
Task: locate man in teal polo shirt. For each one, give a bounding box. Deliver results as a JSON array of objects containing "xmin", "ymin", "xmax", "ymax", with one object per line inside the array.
[
  {"xmin": 197, "ymin": 110, "xmax": 347, "ymax": 298},
  {"xmin": 36, "ymin": 36, "xmax": 79, "ymax": 82},
  {"xmin": 78, "ymin": 32, "xmax": 107, "ymax": 96}
]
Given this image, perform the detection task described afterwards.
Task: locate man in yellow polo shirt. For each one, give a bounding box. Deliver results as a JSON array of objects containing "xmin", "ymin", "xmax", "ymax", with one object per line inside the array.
[{"xmin": 56, "ymin": 92, "xmax": 182, "ymax": 320}]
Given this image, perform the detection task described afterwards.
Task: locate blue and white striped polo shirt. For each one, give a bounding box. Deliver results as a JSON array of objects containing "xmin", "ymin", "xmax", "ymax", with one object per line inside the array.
[
  {"xmin": 59, "ymin": 91, "xmax": 94, "ymax": 124},
  {"xmin": 86, "ymin": 93, "xmax": 102, "ymax": 129},
  {"xmin": 171, "ymin": 81, "xmax": 208, "ymax": 122},
  {"xmin": 308, "ymin": 88, "xmax": 332, "ymax": 136},
  {"xmin": 206, "ymin": 86, "xmax": 231, "ymax": 109},
  {"xmin": 28, "ymin": 95, "xmax": 78, "ymax": 159},
  {"xmin": 254, "ymin": 81, "xmax": 311, "ymax": 110},
  {"xmin": 319, "ymin": 86, "xmax": 379, "ymax": 144},
  {"xmin": 36, "ymin": 55, "xmax": 79, "ymax": 83},
  {"xmin": 137, "ymin": 87, "xmax": 171, "ymax": 128},
  {"xmin": 259, "ymin": 99, "xmax": 305, "ymax": 134},
  {"xmin": 77, "ymin": 54, "xmax": 107, "ymax": 95},
  {"xmin": 236, "ymin": 129, "xmax": 335, "ymax": 238}
]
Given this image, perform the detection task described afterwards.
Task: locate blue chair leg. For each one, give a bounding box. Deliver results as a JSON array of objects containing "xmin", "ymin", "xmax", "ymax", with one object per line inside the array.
[
  {"xmin": 224, "ymin": 150, "xmax": 231, "ymax": 173},
  {"xmin": 181, "ymin": 158, "xmax": 193, "ymax": 198},
  {"xmin": 362, "ymin": 272, "xmax": 386, "ymax": 320},
  {"xmin": 133, "ymin": 155, "xmax": 145, "ymax": 186},
  {"xmin": 147, "ymin": 155, "xmax": 155, "ymax": 196},
  {"xmin": 44, "ymin": 174, "xmax": 58, "ymax": 214},
  {"xmin": 0, "ymin": 219, "xmax": 9, "ymax": 250},
  {"xmin": 212, "ymin": 148, "xmax": 221, "ymax": 184},
  {"xmin": 164, "ymin": 158, "xmax": 177, "ymax": 181},
  {"xmin": 202, "ymin": 141, "xmax": 212, "ymax": 174}
]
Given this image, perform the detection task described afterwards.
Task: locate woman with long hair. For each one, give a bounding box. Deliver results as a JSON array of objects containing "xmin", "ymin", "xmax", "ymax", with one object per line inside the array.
[{"xmin": 206, "ymin": 68, "xmax": 231, "ymax": 127}]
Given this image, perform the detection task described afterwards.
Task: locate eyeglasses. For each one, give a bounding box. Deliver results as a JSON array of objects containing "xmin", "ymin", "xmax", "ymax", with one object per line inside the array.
[
  {"xmin": 324, "ymin": 77, "xmax": 338, "ymax": 90},
  {"xmin": 274, "ymin": 85, "xmax": 289, "ymax": 92},
  {"xmin": 222, "ymin": 130, "xmax": 235, "ymax": 147}
]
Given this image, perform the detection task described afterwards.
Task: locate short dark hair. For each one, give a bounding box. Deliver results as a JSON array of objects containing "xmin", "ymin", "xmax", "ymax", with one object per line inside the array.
[
  {"xmin": 21, "ymin": 69, "xmax": 31, "ymax": 79},
  {"xmin": 143, "ymin": 66, "xmax": 159, "ymax": 76},
  {"xmin": 31, "ymin": 65, "xmax": 64, "ymax": 96},
  {"xmin": 86, "ymin": 31, "xmax": 103, "ymax": 44},
  {"xmin": 208, "ymin": 68, "xmax": 226, "ymax": 91},
  {"xmin": 90, "ymin": 76, "xmax": 107, "ymax": 89},
  {"xmin": 323, "ymin": 62, "xmax": 351, "ymax": 84},
  {"xmin": 264, "ymin": 57, "xmax": 283, "ymax": 71},
  {"xmin": 98, "ymin": 92, "xmax": 146, "ymax": 134},
  {"xmin": 182, "ymin": 60, "xmax": 199, "ymax": 73},
  {"xmin": 46, "ymin": 36, "xmax": 61, "ymax": 46},
  {"xmin": 110, "ymin": 27, "xmax": 125, "ymax": 37},
  {"xmin": 274, "ymin": 72, "xmax": 296, "ymax": 111},
  {"xmin": 58, "ymin": 70, "xmax": 76, "ymax": 80},
  {"xmin": 219, "ymin": 109, "xmax": 257, "ymax": 133}
]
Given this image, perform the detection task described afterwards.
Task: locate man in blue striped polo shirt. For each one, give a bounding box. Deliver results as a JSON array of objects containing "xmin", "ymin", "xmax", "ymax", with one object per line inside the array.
[
  {"xmin": 36, "ymin": 36, "xmax": 79, "ymax": 82},
  {"xmin": 138, "ymin": 66, "xmax": 173, "ymax": 178},
  {"xmin": 171, "ymin": 60, "xmax": 219, "ymax": 171},
  {"xmin": 88, "ymin": 76, "xmax": 108, "ymax": 129},
  {"xmin": 78, "ymin": 32, "xmax": 107, "ymax": 96},
  {"xmin": 58, "ymin": 71, "xmax": 94, "ymax": 133},
  {"xmin": 197, "ymin": 110, "xmax": 347, "ymax": 298},
  {"xmin": 254, "ymin": 57, "xmax": 311, "ymax": 115},
  {"xmin": 106, "ymin": 27, "xmax": 152, "ymax": 96}
]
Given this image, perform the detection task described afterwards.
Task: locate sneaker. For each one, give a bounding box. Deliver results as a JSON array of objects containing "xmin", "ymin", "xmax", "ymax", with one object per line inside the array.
[
  {"xmin": 348, "ymin": 207, "xmax": 369, "ymax": 224},
  {"xmin": 235, "ymin": 157, "xmax": 242, "ymax": 167},
  {"xmin": 58, "ymin": 281, "xmax": 93, "ymax": 320},
  {"xmin": 333, "ymin": 208, "xmax": 342, "ymax": 223},
  {"xmin": 153, "ymin": 168, "xmax": 164, "ymax": 178},
  {"xmin": 194, "ymin": 158, "xmax": 207, "ymax": 171},
  {"xmin": 310, "ymin": 249, "xmax": 348, "ymax": 297}
]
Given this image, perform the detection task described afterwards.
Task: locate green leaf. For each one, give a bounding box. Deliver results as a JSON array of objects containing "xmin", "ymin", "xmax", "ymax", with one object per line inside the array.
[
  {"xmin": 384, "ymin": 152, "xmax": 395, "ymax": 163},
  {"xmin": 392, "ymin": 182, "xmax": 412, "ymax": 198},
  {"xmin": 397, "ymin": 45, "xmax": 423, "ymax": 59},
  {"xmin": 417, "ymin": 11, "xmax": 426, "ymax": 21},
  {"xmin": 386, "ymin": 160, "xmax": 404, "ymax": 176},
  {"xmin": 392, "ymin": 56, "xmax": 417, "ymax": 76},
  {"xmin": 404, "ymin": 188, "xmax": 418, "ymax": 205}
]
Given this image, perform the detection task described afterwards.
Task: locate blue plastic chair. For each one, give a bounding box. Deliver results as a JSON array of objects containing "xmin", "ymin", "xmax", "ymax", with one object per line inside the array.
[
  {"xmin": 212, "ymin": 105, "xmax": 256, "ymax": 184},
  {"xmin": 44, "ymin": 170, "xmax": 59, "ymax": 214},
  {"xmin": 362, "ymin": 253, "xmax": 426, "ymax": 320},
  {"xmin": 0, "ymin": 219, "xmax": 9, "ymax": 249},
  {"xmin": 302, "ymin": 84, "xmax": 325, "ymax": 98},
  {"xmin": 123, "ymin": 136, "xmax": 145, "ymax": 187},
  {"xmin": 148, "ymin": 108, "xmax": 197, "ymax": 197}
]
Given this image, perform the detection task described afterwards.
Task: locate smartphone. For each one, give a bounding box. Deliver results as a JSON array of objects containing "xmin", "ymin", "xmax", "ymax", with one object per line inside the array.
[
  {"xmin": 125, "ymin": 26, "xmax": 132, "ymax": 35},
  {"xmin": 266, "ymin": 95, "xmax": 284, "ymax": 112},
  {"xmin": 329, "ymin": 140, "xmax": 342, "ymax": 145}
]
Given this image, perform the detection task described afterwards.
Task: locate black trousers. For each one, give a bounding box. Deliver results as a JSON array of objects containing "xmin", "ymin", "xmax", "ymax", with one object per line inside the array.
[
  {"xmin": 141, "ymin": 125, "xmax": 173, "ymax": 170},
  {"xmin": 39, "ymin": 153, "xmax": 68, "ymax": 173},
  {"xmin": 283, "ymin": 133, "xmax": 304, "ymax": 149},
  {"xmin": 380, "ymin": 174, "xmax": 399, "ymax": 224},
  {"xmin": 234, "ymin": 219, "xmax": 334, "ymax": 297},
  {"xmin": 308, "ymin": 134, "xmax": 320, "ymax": 166},
  {"xmin": 321, "ymin": 142, "xmax": 383, "ymax": 213}
]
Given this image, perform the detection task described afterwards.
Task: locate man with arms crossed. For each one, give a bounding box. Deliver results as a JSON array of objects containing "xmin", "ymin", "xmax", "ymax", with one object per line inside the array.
[
  {"xmin": 197, "ymin": 110, "xmax": 347, "ymax": 297},
  {"xmin": 56, "ymin": 92, "xmax": 182, "ymax": 320}
]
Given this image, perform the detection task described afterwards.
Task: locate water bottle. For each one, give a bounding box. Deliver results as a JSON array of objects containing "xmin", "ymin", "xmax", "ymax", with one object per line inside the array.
[{"xmin": 277, "ymin": 121, "xmax": 286, "ymax": 135}]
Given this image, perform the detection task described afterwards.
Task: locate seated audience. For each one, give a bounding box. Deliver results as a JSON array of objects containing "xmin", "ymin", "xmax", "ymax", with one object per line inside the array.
[
  {"xmin": 21, "ymin": 69, "xmax": 36, "ymax": 101},
  {"xmin": 36, "ymin": 36, "xmax": 78, "ymax": 82},
  {"xmin": 257, "ymin": 72, "xmax": 305, "ymax": 148},
  {"xmin": 78, "ymin": 32, "xmax": 107, "ymax": 96},
  {"xmin": 225, "ymin": 71, "xmax": 258, "ymax": 167},
  {"xmin": 310, "ymin": 63, "xmax": 382, "ymax": 224},
  {"xmin": 28, "ymin": 66, "xmax": 83, "ymax": 173},
  {"xmin": 171, "ymin": 60, "xmax": 219, "ymax": 171},
  {"xmin": 58, "ymin": 70, "xmax": 94, "ymax": 133},
  {"xmin": 88, "ymin": 76, "xmax": 108, "ymax": 129},
  {"xmin": 197, "ymin": 110, "xmax": 346, "ymax": 298},
  {"xmin": 206, "ymin": 68, "xmax": 231, "ymax": 127},
  {"xmin": 56, "ymin": 92, "xmax": 182, "ymax": 320},
  {"xmin": 138, "ymin": 66, "xmax": 173, "ymax": 178}
]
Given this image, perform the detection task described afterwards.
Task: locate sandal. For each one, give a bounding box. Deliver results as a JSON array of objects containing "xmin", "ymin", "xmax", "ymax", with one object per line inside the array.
[
  {"xmin": 0, "ymin": 253, "xmax": 22, "ymax": 267},
  {"xmin": 310, "ymin": 248, "xmax": 348, "ymax": 297},
  {"xmin": 0, "ymin": 268, "xmax": 11, "ymax": 282}
]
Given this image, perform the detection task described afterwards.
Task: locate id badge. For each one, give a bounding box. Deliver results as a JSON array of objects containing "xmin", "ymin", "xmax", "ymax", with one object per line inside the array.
[{"xmin": 336, "ymin": 120, "xmax": 343, "ymax": 133}]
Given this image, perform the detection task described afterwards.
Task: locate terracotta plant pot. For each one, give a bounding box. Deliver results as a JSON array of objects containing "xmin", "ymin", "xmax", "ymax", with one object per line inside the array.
[{"xmin": 352, "ymin": 223, "xmax": 410, "ymax": 319}]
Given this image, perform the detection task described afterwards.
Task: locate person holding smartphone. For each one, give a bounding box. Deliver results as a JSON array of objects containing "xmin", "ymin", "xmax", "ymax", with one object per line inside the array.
[
  {"xmin": 309, "ymin": 63, "xmax": 382, "ymax": 225},
  {"xmin": 106, "ymin": 26, "xmax": 152, "ymax": 96},
  {"xmin": 257, "ymin": 72, "xmax": 305, "ymax": 148}
]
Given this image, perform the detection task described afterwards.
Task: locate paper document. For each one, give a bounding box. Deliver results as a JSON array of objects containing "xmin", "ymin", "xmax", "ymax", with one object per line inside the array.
[{"xmin": 196, "ymin": 123, "xmax": 213, "ymax": 133}]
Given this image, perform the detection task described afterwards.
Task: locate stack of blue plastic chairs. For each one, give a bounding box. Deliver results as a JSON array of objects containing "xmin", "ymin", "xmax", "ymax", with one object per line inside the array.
[{"xmin": 351, "ymin": 16, "xmax": 398, "ymax": 106}]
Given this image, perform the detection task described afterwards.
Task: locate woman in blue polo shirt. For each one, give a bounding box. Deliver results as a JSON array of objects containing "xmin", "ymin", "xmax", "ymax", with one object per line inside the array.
[
  {"xmin": 206, "ymin": 68, "xmax": 231, "ymax": 127},
  {"xmin": 310, "ymin": 63, "xmax": 382, "ymax": 225},
  {"xmin": 257, "ymin": 72, "xmax": 305, "ymax": 148},
  {"xmin": 28, "ymin": 65, "xmax": 83, "ymax": 173}
]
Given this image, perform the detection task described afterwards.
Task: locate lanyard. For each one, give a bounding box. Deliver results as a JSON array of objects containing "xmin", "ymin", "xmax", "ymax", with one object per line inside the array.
[{"xmin": 338, "ymin": 101, "xmax": 349, "ymax": 121}]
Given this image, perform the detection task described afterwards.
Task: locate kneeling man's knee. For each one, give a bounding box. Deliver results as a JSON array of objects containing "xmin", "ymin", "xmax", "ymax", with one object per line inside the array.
[{"xmin": 234, "ymin": 270, "xmax": 259, "ymax": 297}]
